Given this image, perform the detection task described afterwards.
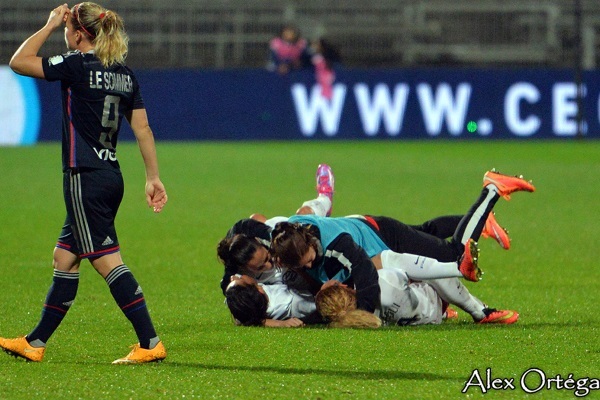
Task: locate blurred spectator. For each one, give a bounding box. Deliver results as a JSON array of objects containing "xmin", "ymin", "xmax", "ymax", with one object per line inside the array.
[
  {"xmin": 268, "ymin": 24, "xmax": 312, "ymax": 75},
  {"xmin": 311, "ymin": 38, "xmax": 342, "ymax": 100}
]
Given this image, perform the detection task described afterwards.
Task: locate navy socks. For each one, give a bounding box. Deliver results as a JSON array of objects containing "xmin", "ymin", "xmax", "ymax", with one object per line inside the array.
[
  {"xmin": 105, "ymin": 265, "xmax": 158, "ymax": 349},
  {"xmin": 27, "ymin": 270, "xmax": 79, "ymax": 346}
]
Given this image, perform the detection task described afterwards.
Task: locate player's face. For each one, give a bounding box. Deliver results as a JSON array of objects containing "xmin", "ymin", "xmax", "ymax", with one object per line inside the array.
[
  {"xmin": 298, "ymin": 246, "xmax": 317, "ymax": 269},
  {"xmin": 228, "ymin": 274, "xmax": 266, "ymax": 295},
  {"xmin": 244, "ymin": 245, "xmax": 273, "ymax": 275},
  {"xmin": 281, "ymin": 28, "xmax": 298, "ymax": 43},
  {"xmin": 64, "ymin": 17, "xmax": 78, "ymax": 50}
]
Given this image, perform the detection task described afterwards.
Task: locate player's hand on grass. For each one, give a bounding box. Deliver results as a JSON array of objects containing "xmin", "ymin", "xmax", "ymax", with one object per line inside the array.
[
  {"xmin": 264, "ymin": 318, "xmax": 305, "ymax": 328},
  {"xmin": 145, "ymin": 179, "xmax": 168, "ymax": 213}
]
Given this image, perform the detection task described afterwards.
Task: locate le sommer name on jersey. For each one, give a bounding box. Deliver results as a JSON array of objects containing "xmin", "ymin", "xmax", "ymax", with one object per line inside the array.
[{"xmin": 89, "ymin": 70, "xmax": 133, "ymax": 93}]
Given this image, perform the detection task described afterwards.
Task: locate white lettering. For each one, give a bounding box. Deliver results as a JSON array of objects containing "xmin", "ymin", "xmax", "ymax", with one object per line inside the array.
[
  {"xmin": 504, "ymin": 82, "xmax": 541, "ymax": 136},
  {"xmin": 100, "ymin": 72, "xmax": 133, "ymax": 93},
  {"xmin": 462, "ymin": 369, "xmax": 487, "ymax": 393},
  {"xmin": 553, "ymin": 83, "xmax": 585, "ymax": 136},
  {"xmin": 354, "ymin": 83, "xmax": 409, "ymax": 136},
  {"xmin": 417, "ymin": 83, "xmax": 471, "ymax": 136},
  {"xmin": 521, "ymin": 368, "xmax": 546, "ymax": 394},
  {"xmin": 292, "ymin": 84, "xmax": 346, "ymax": 136},
  {"xmin": 93, "ymin": 147, "xmax": 117, "ymax": 161},
  {"xmin": 95, "ymin": 71, "xmax": 103, "ymax": 89}
]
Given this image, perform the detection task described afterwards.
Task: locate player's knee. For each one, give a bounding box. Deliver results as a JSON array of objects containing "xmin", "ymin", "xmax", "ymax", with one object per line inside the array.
[
  {"xmin": 295, "ymin": 206, "xmax": 314, "ymax": 215},
  {"xmin": 249, "ymin": 213, "xmax": 267, "ymax": 222},
  {"xmin": 52, "ymin": 247, "xmax": 80, "ymax": 272}
]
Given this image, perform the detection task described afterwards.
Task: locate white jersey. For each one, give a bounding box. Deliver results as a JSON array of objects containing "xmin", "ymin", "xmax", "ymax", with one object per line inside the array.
[
  {"xmin": 264, "ymin": 216, "xmax": 289, "ymax": 229},
  {"xmin": 255, "ymin": 265, "xmax": 316, "ymax": 293},
  {"xmin": 260, "ymin": 268, "xmax": 443, "ymax": 325},
  {"xmin": 377, "ymin": 268, "xmax": 444, "ymax": 326},
  {"xmin": 262, "ymin": 284, "xmax": 317, "ymax": 321}
]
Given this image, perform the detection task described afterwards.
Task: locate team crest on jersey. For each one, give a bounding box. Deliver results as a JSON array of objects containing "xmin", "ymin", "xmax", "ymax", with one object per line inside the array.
[{"xmin": 48, "ymin": 55, "xmax": 64, "ymax": 65}]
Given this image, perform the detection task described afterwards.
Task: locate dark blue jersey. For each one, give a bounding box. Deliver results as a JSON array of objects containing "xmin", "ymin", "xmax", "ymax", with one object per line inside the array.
[{"xmin": 42, "ymin": 51, "xmax": 144, "ymax": 171}]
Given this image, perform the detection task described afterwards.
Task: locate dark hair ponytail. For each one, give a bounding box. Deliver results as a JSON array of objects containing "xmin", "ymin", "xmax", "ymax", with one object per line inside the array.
[{"xmin": 217, "ymin": 234, "xmax": 263, "ymax": 274}]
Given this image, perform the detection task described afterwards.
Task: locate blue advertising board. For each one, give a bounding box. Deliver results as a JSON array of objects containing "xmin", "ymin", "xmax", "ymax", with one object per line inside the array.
[{"xmin": 2, "ymin": 67, "xmax": 599, "ymax": 144}]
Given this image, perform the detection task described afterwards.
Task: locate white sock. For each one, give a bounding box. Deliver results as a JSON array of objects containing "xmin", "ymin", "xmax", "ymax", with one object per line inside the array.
[
  {"xmin": 425, "ymin": 278, "xmax": 486, "ymax": 320},
  {"xmin": 380, "ymin": 250, "xmax": 463, "ymax": 280},
  {"xmin": 301, "ymin": 195, "xmax": 332, "ymax": 217}
]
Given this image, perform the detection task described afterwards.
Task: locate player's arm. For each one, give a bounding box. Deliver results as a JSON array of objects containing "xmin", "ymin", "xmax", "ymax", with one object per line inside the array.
[
  {"xmin": 327, "ymin": 234, "xmax": 382, "ymax": 313},
  {"xmin": 10, "ymin": 5, "xmax": 69, "ymax": 78},
  {"xmin": 264, "ymin": 318, "xmax": 305, "ymax": 328},
  {"xmin": 127, "ymin": 108, "xmax": 167, "ymax": 213}
]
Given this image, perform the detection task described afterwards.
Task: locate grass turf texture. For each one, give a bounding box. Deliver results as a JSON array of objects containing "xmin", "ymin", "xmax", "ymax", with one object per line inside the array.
[{"xmin": 0, "ymin": 140, "xmax": 598, "ymax": 399}]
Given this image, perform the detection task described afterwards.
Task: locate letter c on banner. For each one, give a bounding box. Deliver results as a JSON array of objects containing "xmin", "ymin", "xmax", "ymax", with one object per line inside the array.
[{"xmin": 504, "ymin": 82, "xmax": 541, "ymax": 137}]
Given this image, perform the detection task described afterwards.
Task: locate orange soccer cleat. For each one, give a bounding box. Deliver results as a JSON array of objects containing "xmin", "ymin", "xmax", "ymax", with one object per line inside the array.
[
  {"xmin": 483, "ymin": 169, "xmax": 535, "ymax": 200},
  {"xmin": 112, "ymin": 341, "xmax": 167, "ymax": 365},
  {"xmin": 0, "ymin": 336, "xmax": 45, "ymax": 362},
  {"xmin": 478, "ymin": 308, "xmax": 519, "ymax": 324},
  {"xmin": 458, "ymin": 238, "xmax": 482, "ymax": 282},
  {"xmin": 482, "ymin": 212, "xmax": 511, "ymax": 250}
]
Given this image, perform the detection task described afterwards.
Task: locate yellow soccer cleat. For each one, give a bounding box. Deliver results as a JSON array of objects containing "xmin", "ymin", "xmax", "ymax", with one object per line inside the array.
[
  {"xmin": 112, "ymin": 341, "xmax": 166, "ymax": 364},
  {"xmin": 0, "ymin": 336, "xmax": 45, "ymax": 362}
]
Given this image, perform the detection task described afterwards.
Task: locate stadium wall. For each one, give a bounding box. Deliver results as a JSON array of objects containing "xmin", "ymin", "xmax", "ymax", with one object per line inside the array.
[{"xmin": 1, "ymin": 67, "xmax": 599, "ymax": 145}]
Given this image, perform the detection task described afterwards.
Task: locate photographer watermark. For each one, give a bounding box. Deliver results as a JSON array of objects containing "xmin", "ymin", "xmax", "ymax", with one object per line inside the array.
[{"xmin": 462, "ymin": 368, "xmax": 599, "ymax": 397}]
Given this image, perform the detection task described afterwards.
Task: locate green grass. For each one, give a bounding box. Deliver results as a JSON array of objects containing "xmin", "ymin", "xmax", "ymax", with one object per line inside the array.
[{"xmin": 0, "ymin": 140, "xmax": 599, "ymax": 399}]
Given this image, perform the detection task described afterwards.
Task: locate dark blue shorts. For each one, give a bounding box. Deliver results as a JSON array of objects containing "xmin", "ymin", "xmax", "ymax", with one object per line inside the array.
[{"xmin": 56, "ymin": 168, "xmax": 124, "ymax": 259}]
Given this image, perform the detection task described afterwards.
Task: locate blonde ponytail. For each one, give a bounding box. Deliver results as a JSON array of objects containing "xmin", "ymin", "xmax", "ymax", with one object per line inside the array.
[
  {"xmin": 316, "ymin": 285, "xmax": 382, "ymax": 329},
  {"xmin": 71, "ymin": 2, "xmax": 129, "ymax": 67}
]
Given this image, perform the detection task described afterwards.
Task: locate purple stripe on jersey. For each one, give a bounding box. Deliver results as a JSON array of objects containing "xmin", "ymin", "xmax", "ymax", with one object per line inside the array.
[
  {"xmin": 55, "ymin": 242, "xmax": 72, "ymax": 250},
  {"xmin": 67, "ymin": 88, "xmax": 76, "ymax": 168},
  {"xmin": 80, "ymin": 245, "xmax": 120, "ymax": 259},
  {"xmin": 44, "ymin": 304, "xmax": 68, "ymax": 314}
]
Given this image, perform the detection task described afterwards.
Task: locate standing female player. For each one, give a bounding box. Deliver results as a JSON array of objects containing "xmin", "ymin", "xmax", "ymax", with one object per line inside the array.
[{"xmin": 0, "ymin": 3, "xmax": 168, "ymax": 364}]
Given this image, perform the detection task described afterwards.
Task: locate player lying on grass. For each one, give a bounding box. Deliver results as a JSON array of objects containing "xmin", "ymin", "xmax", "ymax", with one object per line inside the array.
[
  {"xmin": 217, "ymin": 164, "xmax": 335, "ymax": 296},
  {"xmin": 218, "ymin": 165, "xmax": 512, "ymax": 295},
  {"xmin": 225, "ymin": 168, "xmax": 535, "ymax": 326},
  {"xmin": 225, "ymin": 238, "xmax": 478, "ymax": 327},
  {"xmin": 316, "ymin": 270, "xmax": 519, "ymax": 328},
  {"xmin": 268, "ymin": 169, "xmax": 535, "ymax": 313},
  {"xmin": 219, "ymin": 165, "xmax": 499, "ymax": 325},
  {"xmin": 226, "ymin": 259, "xmax": 518, "ymax": 328},
  {"xmin": 220, "ymin": 164, "xmax": 477, "ymax": 326},
  {"xmin": 220, "ymin": 166, "xmax": 529, "ymax": 324}
]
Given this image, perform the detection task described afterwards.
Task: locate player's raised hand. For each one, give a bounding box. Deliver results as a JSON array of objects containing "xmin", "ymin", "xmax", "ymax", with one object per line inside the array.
[
  {"xmin": 145, "ymin": 179, "xmax": 168, "ymax": 213},
  {"xmin": 46, "ymin": 4, "xmax": 70, "ymax": 30}
]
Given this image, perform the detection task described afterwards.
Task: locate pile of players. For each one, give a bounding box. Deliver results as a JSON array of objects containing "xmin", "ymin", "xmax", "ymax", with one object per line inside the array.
[{"xmin": 217, "ymin": 164, "xmax": 535, "ymax": 328}]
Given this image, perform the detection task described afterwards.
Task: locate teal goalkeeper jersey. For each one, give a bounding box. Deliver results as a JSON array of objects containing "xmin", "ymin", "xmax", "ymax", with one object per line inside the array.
[{"xmin": 288, "ymin": 215, "xmax": 389, "ymax": 257}]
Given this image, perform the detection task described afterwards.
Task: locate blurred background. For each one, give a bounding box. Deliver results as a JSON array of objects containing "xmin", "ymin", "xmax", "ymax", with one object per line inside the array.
[
  {"xmin": 1, "ymin": 1, "xmax": 599, "ymax": 143},
  {"xmin": 1, "ymin": 0, "xmax": 598, "ymax": 69}
]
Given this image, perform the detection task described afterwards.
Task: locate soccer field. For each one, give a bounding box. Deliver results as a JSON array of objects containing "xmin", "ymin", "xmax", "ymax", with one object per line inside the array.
[{"xmin": 0, "ymin": 140, "xmax": 598, "ymax": 399}]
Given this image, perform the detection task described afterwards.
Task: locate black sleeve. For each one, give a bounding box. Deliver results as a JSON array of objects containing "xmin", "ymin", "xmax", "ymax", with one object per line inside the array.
[
  {"xmin": 227, "ymin": 219, "xmax": 272, "ymax": 242},
  {"xmin": 42, "ymin": 51, "xmax": 84, "ymax": 83},
  {"xmin": 325, "ymin": 234, "xmax": 381, "ymax": 313}
]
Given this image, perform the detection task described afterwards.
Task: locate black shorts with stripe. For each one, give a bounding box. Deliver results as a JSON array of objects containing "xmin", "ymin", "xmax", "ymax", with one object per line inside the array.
[{"xmin": 57, "ymin": 168, "xmax": 124, "ymax": 259}]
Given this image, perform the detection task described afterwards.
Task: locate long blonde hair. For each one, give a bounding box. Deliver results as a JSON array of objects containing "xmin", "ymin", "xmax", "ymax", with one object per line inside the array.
[
  {"xmin": 71, "ymin": 2, "xmax": 129, "ymax": 67},
  {"xmin": 316, "ymin": 285, "xmax": 382, "ymax": 329}
]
